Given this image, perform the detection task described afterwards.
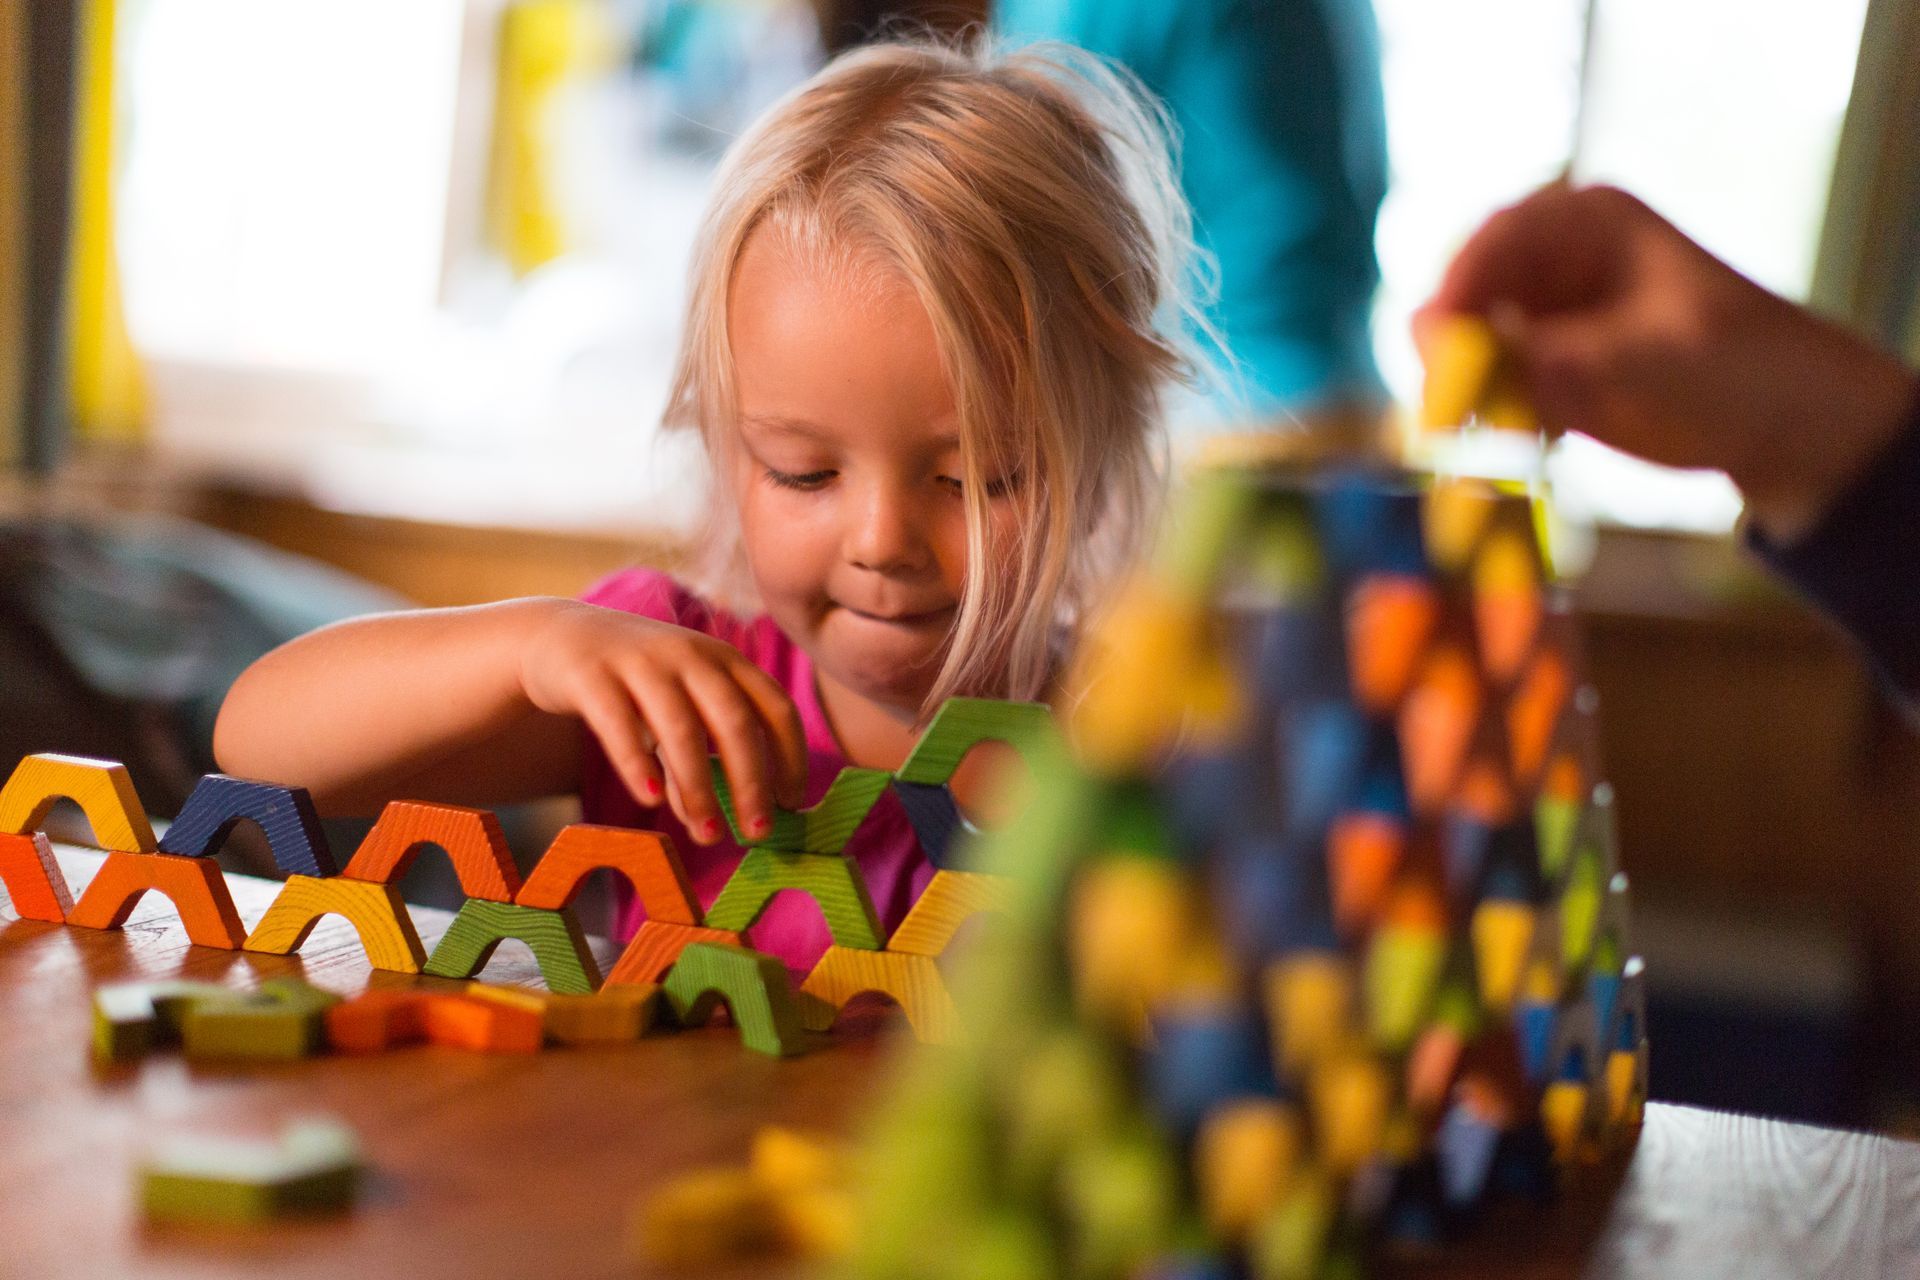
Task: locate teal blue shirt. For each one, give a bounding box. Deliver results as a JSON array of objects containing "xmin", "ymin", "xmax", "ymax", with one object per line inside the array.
[{"xmin": 996, "ymin": 0, "xmax": 1388, "ymax": 415}]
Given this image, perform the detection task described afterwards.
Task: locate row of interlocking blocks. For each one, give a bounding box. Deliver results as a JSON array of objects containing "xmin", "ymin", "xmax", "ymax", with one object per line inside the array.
[{"xmin": 2, "ymin": 697, "xmax": 1047, "ymax": 1057}]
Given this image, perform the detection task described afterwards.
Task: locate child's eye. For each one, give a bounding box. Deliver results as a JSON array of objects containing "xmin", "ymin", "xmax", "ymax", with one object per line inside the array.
[
  {"xmin": 765, "ymin": 468, "xmax": 836, "ymax": 491},
  {"xmin": 939, "ymin": 471, "xmax": 1021, "ymax": 499}
]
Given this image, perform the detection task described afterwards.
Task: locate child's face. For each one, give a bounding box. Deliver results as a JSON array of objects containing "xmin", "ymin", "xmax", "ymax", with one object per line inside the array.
[{"xmin": 725, "ymin": 229, "xmax": 1018, "ymax": 716}]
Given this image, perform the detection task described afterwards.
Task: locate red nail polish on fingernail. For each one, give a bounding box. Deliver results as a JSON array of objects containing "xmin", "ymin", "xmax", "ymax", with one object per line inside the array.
[
  {"xmin": 639, "ymin": 778, "xmax": 661, "ymax": 802},
  {"xmin": 747, "ymin": 816, "xmax": 771, "ymax": 838},
  {"xmin": 697, "ymin": 818, "xmax": 721, "ymax": 842}
]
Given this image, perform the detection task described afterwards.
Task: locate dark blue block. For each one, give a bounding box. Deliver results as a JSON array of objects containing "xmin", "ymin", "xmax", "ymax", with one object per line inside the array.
[
  {"xmin": 1488, "ymin": 1125, "xmax": 1555, "ymax": 1203},
  {"xmin": 1379, "ymin": 1157, "xmax": 1448, "ymax": 1246},
  {"xmin": 157, "ymin": 773, "xmax": 336, "ymax": 877},
  {"xmin": 1313, "ymin": 473, "xmax": 1429, "ymax": 578},
  {"xmin": 1211, "ymin": 833, "xmax": 1339, "ymax": 960},
  {"xmin": 1146, "ymin": 1006, "xmax": 1276, "ymax": 1138},
  {"xmin": 1351, "ymin": 726, "xmax": 1411, "ymax": 819},
  {"xmin": 891, "ymin": 780, "xmax": 973, "ymax": 871},
  {"xmin": 1164, "ymin": 747, "xmax": 1267, "ymax": 848},
  {"xmin": 1246, "ymin": 603, "xmax": 1349, "ymax": 707},
  {"xmin": 1442, "ymin": 815, "xmax": 1494, "ymax": 902},
  {"xmin": 1516, "ymin": 1000, "xmax": 1557, "ymax": 1084},
  {"xmin": 1280, "ymin": 701, "xmax": 1369, "ymax": 838},
  {"xmin": 1589, "ymin": 973, "xmax": 1623, "ymax": 1048},
  {"xmin": 1435, "ymin": 1103, "xmax": 1502, "ymax": 1208}
]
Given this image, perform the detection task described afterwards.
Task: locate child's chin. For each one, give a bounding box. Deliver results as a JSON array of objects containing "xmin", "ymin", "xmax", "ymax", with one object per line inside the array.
[{"xmin": 822, "ymin": 646, "xmax": 944, "ymax": 705}]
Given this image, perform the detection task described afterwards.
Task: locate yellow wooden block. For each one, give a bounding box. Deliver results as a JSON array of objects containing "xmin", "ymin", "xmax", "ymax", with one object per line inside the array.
[
  {"xmin": 775, "ymin": 1186, "xmax": 857, "ymax": 1260},
  {"xmin": 1193, "ymin": 1098, "xmax": 1302, "ymax": 1240},
  {"xmin": 1068, "ymin": 581, "xmax": 1240, "ymax": 773},
  {"xmin": 243, "ymin": 876, "xmax": 426, "ymax": 973},
  {"xmin": 1541, "ymin": 1079, "xmax": 1590, "ymax": 1163},
  {"xmin": 1606, "ymin": 1046, "xmax": 1647, "ymax": 1129},
  {"xmin": 1069, "ymin": 858, "xmax": 1199, "ymax": 1030},
  {"xmin": 632, "ymin": 1168, "xmax": 784, "ymax": 1270},
  {"xmin": 1471, "ymin": 900, "xmax": 1535, "ymax": 1011},
  {"xmin": 886, "ymin": 870, "xmax": 1012, "ymax": 957},
  {"xmin": 750, "ymin": 1127, "xmax": 852, "ymax": 1197},
  {"xmin": 1420, "ymin": 314, "xmax": 1501, "ymax": 431},
  {"xmin": 0, "ymin": 753, "xmax": 155, "ymax": 851},
  {"xmin": 798, "ymin": 947, "xmax": 960, "ymax": 1044},
  {"xmin": 1422, "ymin": 480, "xmax": 1499, "ymax": 574},
  {"xmin": 1263, "ymin": 952, "xmax": 1357, "ymax": 1074},
  {"xmin": 1309, "ymin": 1055, "xmax": 1389, "ymax": 1176}
]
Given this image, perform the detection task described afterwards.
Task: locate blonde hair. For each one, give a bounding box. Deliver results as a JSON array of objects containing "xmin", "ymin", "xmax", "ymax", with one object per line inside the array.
[{"xmin": 664, "ymin": 36, "xmax": 1213, "ymax": 715}]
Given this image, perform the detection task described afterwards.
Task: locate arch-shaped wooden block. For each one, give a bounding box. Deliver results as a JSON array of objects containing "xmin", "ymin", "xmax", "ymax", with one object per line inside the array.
[
  {"xmin": 895, "ymin": 698, "xmax": 1056, "ymax": 786},
  {"xmin": 67, "ymin": 851, "xmax": 247, "ymax": 949},
  {"xmin": 704, "ymin": 849, "xmax": 882, "ymax": 950},
  {"xmin": 341, "ymin": 800, "xmax": 520, "ymax": 901},
  {"xmin": 157, "ymin": 774, "xmax": 336, "ymax": 877},
  {"xmin": 422, "ymin": 900, "xmax": 601, "ymax": 994},
  {"xmin": 0, "ymin": 753, "xmax": 155, "ymax": 851},
  {"xmin": 798, "ymin": 947, "xmax": 959, "ymax": 1044},
  {"xmin": 661, "ymin": 942, "xmax": 809, "ymax": 1057},
  {"xmin": 605, "ymin": 920, "xmax": 741, "ymax": 987},
  {"xmin": 885, "ymin": 870, "xmax": 1011, "ymax": 957},
  {"xmin": 709, "ymin": 762, "xmax": 892, "ymax": 854},
  {"xmin": 244, "ymin": 876, "xmax": 427, "ymax": 972},
  {"xmin": 515, "ymin": 824, "xmax": 698, "ymax": 922},
  {"xmin": 0, "ymin": 830, "xmax": 74, "ymax": 922}
]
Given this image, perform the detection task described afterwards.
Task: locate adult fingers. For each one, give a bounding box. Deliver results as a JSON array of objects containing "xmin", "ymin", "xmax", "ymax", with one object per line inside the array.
[{"xmin": 1426, "ymin": 183, "xmax": 1642, "ymax": 323}]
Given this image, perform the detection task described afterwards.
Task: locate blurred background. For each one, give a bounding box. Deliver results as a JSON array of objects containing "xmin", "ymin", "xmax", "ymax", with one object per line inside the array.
[{"xmin": 3, "ymin": 0, "xmax": 1920, "ymax": 1130}]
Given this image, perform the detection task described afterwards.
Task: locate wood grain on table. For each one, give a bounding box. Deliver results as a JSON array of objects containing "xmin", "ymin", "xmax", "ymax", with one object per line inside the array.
[{"xmin": 3, "ymin": 850, "xmax": 1919, "ymax": 1279}]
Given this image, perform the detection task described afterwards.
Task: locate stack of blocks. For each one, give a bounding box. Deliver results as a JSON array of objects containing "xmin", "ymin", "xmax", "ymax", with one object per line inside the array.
[{"xmin": 842, "ymin": 464, "xmax": 1647, "ymax": 1279}]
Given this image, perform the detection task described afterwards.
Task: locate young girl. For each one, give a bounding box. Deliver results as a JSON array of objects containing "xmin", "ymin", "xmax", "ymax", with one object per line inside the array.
[{"xmin": 212, "ymin": 37, "xmax": 1208, "ymax": 970}]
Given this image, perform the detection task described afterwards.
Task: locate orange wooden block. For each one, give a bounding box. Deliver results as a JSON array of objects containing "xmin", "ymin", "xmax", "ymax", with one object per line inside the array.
[
  {"xmin": 1345, "ymin": 575, "xmax": 1440, "ymax": 713},
  {"xmin": 1327, "ymin": 813, "xmax": 1403, "ymax": 933},
  {"xmin": 515, "ymin": 824, "xmax": 699, "ymax": 923},
  {"xmin": 324, "ymin": 990, "xmax": 541, "ymax": 1053},
  {"xmin": 424, "ymin": 995, "xmax": 543, "ymax": 1052},
  {"xmin": 798, "ymin": 947, "xmax": 960, "ymax": 1044},
  {"xmin": 66, "ymin": 851, "xmax": 246, "ymax": 949},
  {"xmin": 0, "ymin": 830, "xmax": 74, "ymax": 922},
  {"xmin": 1398, "ymin": 646, "xmax": 1481, "ymax": 814},
  {"xmin": 1454, "ymin": 756, "xmax": 1516, "ymax": 826},
  {"xmin": 606, "ymin": 920, "xmax": 742, "ymax": 987},
  {"xmin": 325, "ymin": 991, "xmax": 429, "ymax": 1053},
  {"xmin": 885, "ymin": 870, "xmax": 1011, "ymax": 957},
  {"xmin": 1507, "ymin": 649, "xmax": 1570, "ymax": 785},
  {"xmin": 342, "ymin": 800, "xmax": 521, "ymax": 902},
  {"xmin": 0, "ymin": 752, "xmax": 156, "ymax": 851}
]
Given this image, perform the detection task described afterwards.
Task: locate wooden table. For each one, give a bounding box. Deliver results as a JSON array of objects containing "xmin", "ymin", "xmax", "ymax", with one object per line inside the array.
[{"xmin": 3, "ymin": 853, "xmax": 1919, "ymax": 1279}]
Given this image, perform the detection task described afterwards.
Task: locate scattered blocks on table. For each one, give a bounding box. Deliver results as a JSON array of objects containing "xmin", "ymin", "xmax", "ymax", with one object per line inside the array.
[
  {"xmin": 709, "ymin": 761, "xmax": 892, "ymax": 854},
  {"xmin": 514, "ymin": 823, "xmax": 699, "ymax": 922},
  {"xmin": 244, "ymin": 875, "xmax": 426, "ymax": 973},
  {"xmin": 156, "ymin": 774, "xmax": 337, "ymax": 877},
  {"xmin": 66, "ymin": 850, "xmax": 248, "ymax": 949},
  {"xmin": 180, "ymin": 979, "xmax": 342, "ymax": 1062},
  {"xmin": 0, "ymin": 752, "xmax": 156, "ymax": 851},
  {"xmin": 341, "ymin": 800, "xmax": 521, "ymax": 902},
  {"xmin": 0, "ymin": 830, "xmax": 74, "ymax": 921},
  {"xmin": 704, "ymin": 848, "xmax": 883, "ymax": 950},
  {"xmin": 422, "ymin": 899, "xmax": 601, "ymax": 994},
  {"xmin": 470, "ymin": 982, "xmax": 663, "ymax": 1045},
  {"xmin": 884, "ymin": 869, "xmax": 1011, "ymax": 956},
  {"xmin": 92, "ymin": 980, "xmax": 230, "ymax": 1065},
  {"xmin": 139, "ymin": 1118, "xmax": 361, "ymax": 1225},
  {"xmin": 324, "ymin": 989, "xmax": 543, "ymax": 1053},
  {"xmin": 661, "ymin": 942, "xmax": 810, "ymax": 1057},
  {"xmin": 798, "ymin": 947, "xmax": 960, "ymax": 1043},
  {"xmin": 604, "ymin": 920, "xmax": 742, "ymax": 987}
]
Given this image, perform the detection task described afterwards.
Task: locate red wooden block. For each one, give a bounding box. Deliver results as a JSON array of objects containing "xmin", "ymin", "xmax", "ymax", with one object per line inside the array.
[
  {"xmin": 0, "ymin": 831, "xmax": 74, "ymax": 922},
  {"xmin": 515, "ymin": 824, "xmax": 699, "ymax": 923},
  {"xmin": 67, "ymin": 851, "xmax": 247, "ymax": 949},
  {"xmin": 605, "ymin": 920, "xmax": 742, "ymax": 987},
  {"xmin": 1346, "ymin": 574, "xmax": 1441, "ymax": 713},
  {"xmin": 1398, "ymin": 644, "xmax": 1481, "ymax": 815},
  {"xmin": 1328, "ymin": 813, "xmax": 1403, "ymax": 934},
  {"xmin": 341, "ymin": 801, "xmax": 521, "ymax": 902}
]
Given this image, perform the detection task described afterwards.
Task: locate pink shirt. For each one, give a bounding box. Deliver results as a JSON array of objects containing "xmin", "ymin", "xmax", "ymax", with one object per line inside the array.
[{"xmin": 576, "ymin": 568, "xmax": 934, "ymax": 972}]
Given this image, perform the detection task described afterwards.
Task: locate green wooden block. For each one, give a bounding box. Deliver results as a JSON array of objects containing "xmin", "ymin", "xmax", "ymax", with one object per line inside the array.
[
  {"xmin": 894, "ymin": 698, "xmax": 1056, "ymax": 787},
  {"xmin": 661, "ymin": 941, "xmax": 809, "ymax": 1057},
  {"xmin": 140, "ymin": 1119, "xmax": 361, "ymax": 1225},
  {"xmin": 708, "ymin": 760, "xmax": 892, "ymax": 853},
  {"xmin": 180, "ymin": 979, "xmax": 342, "ymax": 1062},
  {"xmin": 1534, "ymin": 795, "xmax": 1581, "ymax": 882},
  {"xmin": 1056, "ymin": 1122, "xmax": 1180, "ymax": 1278},
  {"xmin": 703, "ymin": 848, "xmax": 883, "ymax": 949},
  {"xmin": 422, "ymin": 899, "xmax": 602, "ymax": 994},
  {"xmin": 1364, "ymin": 924, "xmax": 1446, "ymax": 1052},
  {"xmin": 91, "ymin": 981, "xmax": 229, "ymax": 1066}
]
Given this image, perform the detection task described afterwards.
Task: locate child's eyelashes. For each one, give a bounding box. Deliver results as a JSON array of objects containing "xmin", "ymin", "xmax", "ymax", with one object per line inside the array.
[
  {"xmin": 765, "ymin": 467, "xmax": 1022, "ymax": 498},
  {"xmin": 938, "ymin": 470, "xmax": 1023, "ymax": 499},
  {"xmin": 764, "ymin": 467, "xmax": 837, "ymax": 491}
]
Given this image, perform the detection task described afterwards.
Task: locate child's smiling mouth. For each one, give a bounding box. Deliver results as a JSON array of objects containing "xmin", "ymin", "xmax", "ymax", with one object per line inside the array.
[{"xmin": 836, "ymin": 602, "xmax": 957, "ymax": 628}]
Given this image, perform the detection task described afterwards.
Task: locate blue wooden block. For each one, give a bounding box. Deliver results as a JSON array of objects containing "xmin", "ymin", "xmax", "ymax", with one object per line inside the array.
[
  {"xmin": 1442, "ymin": 816, "xmax": 1494, "ymax": 901},
  {"xmin": 1588, "ymin": 972, "xmax": 1622, "ymax": 1048},
  {"xmin": 1313, "ymin": 473, "xmax": 1429, "ymax": 579},
  {"xmin": 1211, "ymin": 834, "xmax": 1339, "ymax": 961},
  {"xmin": 891, "ymin": 780, "xmax": 970, "ymax": 871},
  {"xmin": 1516, "ymin": 1000, "xmax": 1557, "ymax": 1084},
  {"xmin": 1434, "ymin": 1103, "xmax": 1502, "ymax": 1208},
  {"xmin": 1280, "ymin": 702, "xmax": 1369, "ymax": 839},
  {"xmin": 1351, "ymin": 728, "xmax": 1411, "ymax": 818},
  {"xmin": 158, "ymin": 774, "xmax": 337, "ymax": 877},
  {"xmin": 1248, "ymin": 604, "xmax": 1349, "ymax": 707},
  {"xmin": 1164, "ymin": 748, "xmax": 1266, "ymax": 848},
  {"xmin": 1145, "ymin": 1005, "xmax": 1276, "ymax": 1138}
]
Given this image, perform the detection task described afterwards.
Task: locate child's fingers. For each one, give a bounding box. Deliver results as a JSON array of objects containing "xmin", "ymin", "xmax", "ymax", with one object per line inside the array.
[
  {"xmin": 725, "ymin": 658, "xmax": 810, "ymax": 809},
  {"xmin": 681, "ymin": 664, "xmax": 781, "ymax": 842},
  {"xmin": 574, "ymin": 675, "xmax": 666, "ymax": 809},
  {"xmin": 627, "ymin": 671, "xmax": 728, "ymax": 845}
]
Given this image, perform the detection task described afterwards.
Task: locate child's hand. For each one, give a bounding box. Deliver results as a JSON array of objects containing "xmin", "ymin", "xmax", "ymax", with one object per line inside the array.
[
  {"xmin": 519, "ymin": 602, "xmax": 809, "ymax": 844},
  {"xmin": 1415, "ymin": 184, "xmax": 1918, "ymax": 540}
]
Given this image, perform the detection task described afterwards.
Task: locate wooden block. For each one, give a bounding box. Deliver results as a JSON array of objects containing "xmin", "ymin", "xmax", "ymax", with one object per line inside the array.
[
  {"xmin": 661, "ymin": 942, "xmax": 810, "ymax": 1057},
  {"xmin": 750, "ymin": 1126, "xmax": 853, "ymax": 1196},
  {"xmin": 244, "ymin": 875, "xmax": 426, "ymax": 972},
  {"xmin": 1249, "ymin": 1172, "xmax": 1336, "ymax": 1280},
  {"xmin": 180, "ymin": 979, "xmax": 342, "ymax": 1061},
  {"xmin": 704, "ymin": 849, "xmax": 883, "ymax": 950},
  {"xmin": 1397, "ymin": 644, "xmax": 1481, "ymax": 814},
  {"xmin": 1262, "ymin": 952, "xmax": 1357, "ymax": 1074},
  {"xmin": 894, "ymin": 697, "xmax": 1055, "ymax": 786},
  {"xmin": 605, "ymin": 920, "xmax": 741, "ymax": 987},
  {"xmin": 140, "ymin": 1119, "xmax": 360, "ymax": 1225},
  {"xmin": 67, "ymin": 850, "xmax": 247, "ymax": 949},
  {"xmin": 889, "ymin": 781, "xmax": 973, "ymax": 871},
  {"xmin": 1070, "ymin": 858, "xmax": 1198, "ymax": 1030},
  {"xmin": 1422, "ymin": 480, "xmax": 1499, "ymax": 575},
  {"xmin": 323, "ymin": 990, "xmax": 542, "ymax": 1053},
  {"xmin": 542, "ymin": 985, "xmax": 662, "ymax": 1045},
  {"xmin": 797, "ymin": 947, "xmax": 960, "ymax": 1044},
  {"xmin": 0, "ymin": 829, "xmax": 73, "ymax": 921},
  {"xmin": 884, "ymin": 869, "xmax": 1011, "ymax": 956},
  {"xmin": 632, "ymin": 1168, "xmax": 786, "ymax": 1270},
  {"xmin": 1327, "ymin": 812, "xmax": 1403, "ymax": 934},
  {"xmin": 422, "ymin": 994, "xmax": 544, "ymax": 1052},
  {"xmin": 1420, "ymin": 313, "xmax": 1502, "ymax": 431},
  {"xmin": 1193, "ymin": 1098, "xmax": 1302, "ymax": 1240},
  {"xmin": 156, "ymin": 773, "xmax": 336, "ymax": 877},
  {"xmin": 1407, "ymin": 1022, "xmax": 1469, "ymax": 1115},
  {"xmin": 709, "ymin": 761, "xmax": 891, "ymax": 855},
  {"xmin": 0, "ymin": 752, "xmax": 155, "ymax": 851},
  {"xmin": 1471, "ymin": 900, "xmax": 1536, "ymax": 1011},
  {"xmin": 1345, "ymin": 574, "xmax": 1441, "ymax": 714},
  {"xmin": 422, "ymin": 899, "xmax": 601, "ymax": 994},
  {"xmin": 1308, "ymin": 1054, "xmax": 1390, "ymax": 1176},
  {"xmin": 341, "ymin": 800, "xmax": 521, "ymax": 901},
  {"xmin": 514, "ymin": 823, "xmax": 698, "ymax": 922},
  {"xmin": 92, "ymin": 980, "xmax": 230, "ymax": 1065},
  {"xmin": 1506, "ymin": 649, "xmax": 1570, "ymax": 786},
  {"xmin": 324, "ymin": 990, "xmax": 429, "ymax": 1053},
  {"xmin": 1540, "ymin": 1079, "xmax": 1591, "ymax": 1163}
]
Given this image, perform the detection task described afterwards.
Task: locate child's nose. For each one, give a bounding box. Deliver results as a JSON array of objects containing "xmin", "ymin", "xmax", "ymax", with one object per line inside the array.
[{"xmin": 846, "ymin": 483, "xmax": 931, "ymax": 573}]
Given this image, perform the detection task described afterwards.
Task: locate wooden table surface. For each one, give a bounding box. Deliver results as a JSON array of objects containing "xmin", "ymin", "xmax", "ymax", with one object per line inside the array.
[{"xmin": 4, "ymin": 851, "xmax": 1919, "ymax": 1280}]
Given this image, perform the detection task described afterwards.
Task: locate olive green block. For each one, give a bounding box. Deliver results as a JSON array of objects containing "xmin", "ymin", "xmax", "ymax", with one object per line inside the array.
[
  {"xmin": 423, "ymin": 899, "xmax": 601, "ymax": 994},
  {"xmin": 661, "ymin": 941, "xmax": 809, "ymax": 1057},
  {"xmin": 704, "ymin": 848, "xmax": 883, "ymax": 950},
  {"xmin": 709, "ymin": 760, "xmax": 892, "ymax": 854}
]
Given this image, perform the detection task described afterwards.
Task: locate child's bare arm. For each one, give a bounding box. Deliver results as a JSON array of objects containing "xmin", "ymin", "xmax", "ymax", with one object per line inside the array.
[{"xmin": 212, "ymin": 598, "xmax": 807, "ymax": 839}]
